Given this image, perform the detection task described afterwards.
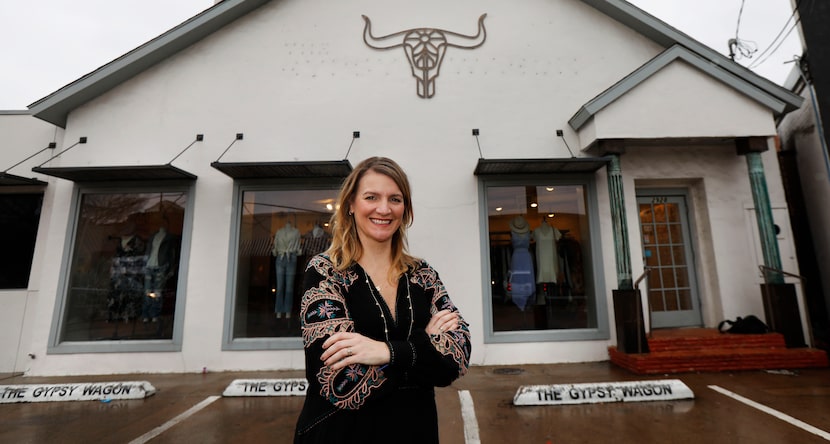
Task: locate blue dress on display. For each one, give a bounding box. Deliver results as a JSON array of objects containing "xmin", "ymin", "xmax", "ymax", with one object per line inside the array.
[{"xmin": 509, "ymin": 222, "xmax": 535, "ymax": 310}]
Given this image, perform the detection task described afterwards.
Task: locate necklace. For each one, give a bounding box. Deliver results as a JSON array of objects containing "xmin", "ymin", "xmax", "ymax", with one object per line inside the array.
[{"xmin": 364, "ymin": 270, "xmax": 413, "ymax": 341}]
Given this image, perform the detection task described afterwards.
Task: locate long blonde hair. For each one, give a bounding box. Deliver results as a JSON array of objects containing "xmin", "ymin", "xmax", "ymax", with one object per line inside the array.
[{"xmin": 326, "ymin": 157, "xmax": 418, "ymax": 280}]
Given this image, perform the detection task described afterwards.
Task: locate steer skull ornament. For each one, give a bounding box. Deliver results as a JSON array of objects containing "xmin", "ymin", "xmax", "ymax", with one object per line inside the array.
[{"xmin": 362, "ymin": 14, "xmax": 488, "ymax": 98}]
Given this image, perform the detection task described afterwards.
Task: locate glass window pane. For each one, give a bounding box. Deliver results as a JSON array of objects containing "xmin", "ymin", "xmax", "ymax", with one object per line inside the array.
[
  {"xmin": 62, "ymin": 191, "xmax": 187, "ymax": 342},
  {"xmin": 487, "ymin": 183, "xmax": 595, "ymax": 332},
  {"xmin": 233, "ymin": 188, "xmax": 338, "ymax": 339},
  {"xmin": 0, "ymin": 193, "xmax": 43, "ymax": 289}
]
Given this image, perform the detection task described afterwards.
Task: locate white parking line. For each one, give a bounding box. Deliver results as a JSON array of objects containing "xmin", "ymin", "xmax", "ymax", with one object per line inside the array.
[
  {"xmin": 127, "ymin": 395, "xmax": 221, "ymax": 444},
  {"xmin": 708, "ymin": 385, "xmax": 830, "ymax": 441},
  {"xmin": 459, "ymin": 390, "xmax": 481, "ymax": 444}
]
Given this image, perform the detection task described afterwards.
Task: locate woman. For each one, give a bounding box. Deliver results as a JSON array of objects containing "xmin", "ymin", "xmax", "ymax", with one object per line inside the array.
[{"xmin": 294, "ymin": 157, "xmax": 471, "ymax": 443}]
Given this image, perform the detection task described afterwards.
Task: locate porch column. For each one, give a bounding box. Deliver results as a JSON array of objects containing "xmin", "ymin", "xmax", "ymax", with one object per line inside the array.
[
  {"xmin": 737, "ymin": 137, "xmax": 784, "ymax": 284},
  {"xmin": 600, "ymin": 140, "xmax": 633, "ymax": 290}
]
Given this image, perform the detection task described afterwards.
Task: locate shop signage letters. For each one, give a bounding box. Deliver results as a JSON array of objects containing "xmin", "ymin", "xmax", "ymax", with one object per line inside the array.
[
  {"xmin": 222, "ymin": 378, "xmax": 308, "ymax": 397},
  {"xmin": 513, "ymin": 379, "xmax": 694, "ymax": 406},
  {"xmin": 0, "ymin": 381, "xmax": 156, "ymax": 404}
]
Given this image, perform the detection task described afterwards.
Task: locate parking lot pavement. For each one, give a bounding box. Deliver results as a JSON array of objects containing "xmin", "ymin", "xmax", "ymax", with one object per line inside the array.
[{"xmin": 2, "ymin": 362, "xmax": 829, "ymax": 443}]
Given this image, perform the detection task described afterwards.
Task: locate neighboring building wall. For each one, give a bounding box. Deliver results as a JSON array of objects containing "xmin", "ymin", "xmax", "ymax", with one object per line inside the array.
[{"xmin": 778, "ymin": 75, "xmax": 830, "ymax": 326}]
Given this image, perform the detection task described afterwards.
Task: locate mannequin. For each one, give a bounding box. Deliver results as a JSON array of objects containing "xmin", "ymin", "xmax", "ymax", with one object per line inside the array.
[
  {"xmin": 301, "ymin": 223, "xmax": 331, "ymax": 258},
  {"xmin": 108, "ymin": 225, "xmax": 145, "ymax": 322},
  {"xmin": 533, "ymin": 218, "xmax": 562, "ymax": 303},
  {"xmin": 273, "ymin": 221, "xmax": 301, "ymax": 318},
  {"xmin": 142, "ymin": 224, "xmax": 178, "ymax": 323},
  {"xmin": 508, "ymin": 215, "xmax": 535, "ymax": 310}
]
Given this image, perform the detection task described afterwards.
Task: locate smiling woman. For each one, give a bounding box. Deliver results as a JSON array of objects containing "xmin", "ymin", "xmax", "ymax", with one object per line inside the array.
[{"xmin": 294, "ymin": 157, "xmax": 471, "ymax": 444}]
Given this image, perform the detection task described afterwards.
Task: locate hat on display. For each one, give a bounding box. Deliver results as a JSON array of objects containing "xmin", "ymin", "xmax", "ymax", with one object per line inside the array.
[{"xmin": 510, "ymin": 216, "xmax": 529, "ymax": 234}]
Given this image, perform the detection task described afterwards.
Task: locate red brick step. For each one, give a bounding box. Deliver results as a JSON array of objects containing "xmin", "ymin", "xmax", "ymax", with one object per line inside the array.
[{"xmin": 609, "ymin": 328, "xmax": 829, "ymax": 374}]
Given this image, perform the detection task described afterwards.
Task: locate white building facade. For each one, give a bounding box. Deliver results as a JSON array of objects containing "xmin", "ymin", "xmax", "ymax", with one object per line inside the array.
[{"xmin": 1, "ymin": 0, "xmax": 804, "ymax": 376}]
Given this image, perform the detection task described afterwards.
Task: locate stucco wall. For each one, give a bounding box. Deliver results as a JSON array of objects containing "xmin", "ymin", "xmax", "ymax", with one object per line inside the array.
[{"xmin": 0, "ymin": 113, "xmax": 60, "ymax": 373}]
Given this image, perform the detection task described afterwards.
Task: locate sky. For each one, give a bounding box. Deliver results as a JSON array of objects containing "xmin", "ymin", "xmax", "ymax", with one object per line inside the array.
[{"xmin": 0, "ymin": 0, "xmax": 803, "ymax": 110}]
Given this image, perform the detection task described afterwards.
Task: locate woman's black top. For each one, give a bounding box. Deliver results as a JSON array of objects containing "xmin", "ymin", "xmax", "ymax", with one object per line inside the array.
[{"xmin": 294, "ymin": 255, "xmax": 471, "ymax": 444}]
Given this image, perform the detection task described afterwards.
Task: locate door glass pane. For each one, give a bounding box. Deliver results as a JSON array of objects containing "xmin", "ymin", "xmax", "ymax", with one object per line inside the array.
[{"xmin": 638, "ymin": 197, "xmax": 694, "ymax": 316}]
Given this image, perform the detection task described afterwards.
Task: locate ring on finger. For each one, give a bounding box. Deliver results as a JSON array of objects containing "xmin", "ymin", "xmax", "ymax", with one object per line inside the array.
[{"xmin": 347, "ymin": 347, "xmax": 353, "ymax": 356}]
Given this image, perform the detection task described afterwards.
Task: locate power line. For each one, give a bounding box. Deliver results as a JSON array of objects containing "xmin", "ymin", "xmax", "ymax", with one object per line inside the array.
[
  {"xmin": 746, "ymin": 0, "xmax": 802, "ymax": 69},
  {"xmin": 729, "ymin": 0, "xmax": 757, "ymax": 61}
]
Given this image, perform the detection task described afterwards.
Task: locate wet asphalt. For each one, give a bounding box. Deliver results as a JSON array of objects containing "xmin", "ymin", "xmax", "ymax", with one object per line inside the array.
[{"xmin": 2, "ymin": 362, "xmax": 829, "ymax": 443}]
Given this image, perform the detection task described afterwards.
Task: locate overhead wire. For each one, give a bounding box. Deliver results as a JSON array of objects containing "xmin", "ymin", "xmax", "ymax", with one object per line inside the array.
[
  {"xmin": 729, "ymin": 0, "xmax": 757, "ymax": 61},
  {"xmin": 746, "ymin": 0, "xmax": 802, "ymax": 69}
]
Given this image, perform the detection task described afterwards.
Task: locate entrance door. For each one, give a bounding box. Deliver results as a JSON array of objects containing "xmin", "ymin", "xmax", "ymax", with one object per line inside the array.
[{"xmin": 637, "ymin": 193, "xmax": 702, "ymax": 328}]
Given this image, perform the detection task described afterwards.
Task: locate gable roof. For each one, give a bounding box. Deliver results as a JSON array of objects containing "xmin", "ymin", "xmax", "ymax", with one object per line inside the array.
[
  {"xmin": 580, "ymin": 0, "xmax": 801, "ymax": 114},
  {"xmin": 568, "ymin": 44, "xmax": 790, "ymax": 130},
  {"xmin": 29, "ymin": 0, "xmax": 272, "ymax": 127},
  {"xmin": 28, "ymin": 0, "xmax": 801, "ymax": 127}
]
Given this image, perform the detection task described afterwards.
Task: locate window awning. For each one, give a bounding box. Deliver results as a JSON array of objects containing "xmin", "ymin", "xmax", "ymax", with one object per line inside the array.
[
  {"xmin": 210, "ymin": 160, "xmax": 352, "ymax": 179},
  {"xmin": 31, "ymin": 164, "xmax": 197, "ymax": 182},
  {"xmin": 474, "ymin": 157, "xmax": 612, "ymax": 175},
  {"xmin": 0, "ymin": 172, "xmax": 48, "ymax": 186}
]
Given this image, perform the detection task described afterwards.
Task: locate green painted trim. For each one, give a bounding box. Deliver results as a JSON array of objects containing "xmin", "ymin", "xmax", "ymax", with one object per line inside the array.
[{"xmin": 745, "ymin": 152, "xmax": 784, "ymax": 284}]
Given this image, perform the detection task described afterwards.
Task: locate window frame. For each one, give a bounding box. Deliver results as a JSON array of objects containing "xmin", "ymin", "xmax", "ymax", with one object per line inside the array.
[
  {"xmin": 222, "ymin": 178, "xmax": 344, "ymax": 351},
  {"xmin": 478, "ymin": 173, "xmax": 609, "ymax": 343},
  {"xmin": 48, "ymin": 181, "xmax": 195, "ymax": 354}
]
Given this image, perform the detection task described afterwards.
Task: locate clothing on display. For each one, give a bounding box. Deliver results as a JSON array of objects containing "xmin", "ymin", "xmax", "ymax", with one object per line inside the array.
[
  {"xmin": 301, "ymin": 225, "xmax": 331, "ymax": 258},
  {"xmin": 534, "ymin": 219, "xmax": 562, "ymax": 284},
  {"xmin": 108, "ymin": 233, "xmax": 146, "ymax": 322},
  {"xmin": 508, "ymin": 215, "xmax": 535, "ymax": 310},
  {"xmin": 294, "ymin": 254, "xmax": 471, "ymax": 444},
  {"xmin": 273, "ymin": 222, "xmax": 301, "ymax": 317},
  {"xmin": 142, "ymin": 227, "xmax": 178, "ymax": 322}
]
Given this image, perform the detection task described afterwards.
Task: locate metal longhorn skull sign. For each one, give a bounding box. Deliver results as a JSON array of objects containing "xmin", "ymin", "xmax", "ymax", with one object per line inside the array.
[{"xmin": 361, "ymin": 14, "xmax": 487, "ymax": 98}]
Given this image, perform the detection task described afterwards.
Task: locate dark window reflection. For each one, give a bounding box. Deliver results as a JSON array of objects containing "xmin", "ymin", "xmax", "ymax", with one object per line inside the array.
[
  {"xmin": 0, "ymin": 193, "xmax": 43, "ymax": 289},
  {"xmin": 62, "ymin": 192, "xmax": 186, "ymax": 341}
]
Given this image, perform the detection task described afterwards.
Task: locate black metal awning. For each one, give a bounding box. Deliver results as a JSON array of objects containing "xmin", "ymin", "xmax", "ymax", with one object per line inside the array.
[
  {"xmin": 31, "ymin": 164, "xmax": 197, "ymax": 182},
  {"xmin": 0, "ymin": 172, "xmax": 48, "ymax": 186},
  {"xmin": 474, "ymin": 157, "xmax": 612, "ymax": 175},
  {"xmin": 210, "ymin": 160, "xmax": 352, "ymax": 179}
]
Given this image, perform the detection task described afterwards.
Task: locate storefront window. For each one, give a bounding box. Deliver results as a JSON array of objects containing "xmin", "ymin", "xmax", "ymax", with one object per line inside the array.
[
  {"xmin": 60, "ymin": 191, "xmax": 187, "ymax": 342},
  {"xmin": 232, "ymin": 187, "xmax": 338, "ymax": 340},
  {"xmin": 0, "ymin": 193, "xmax": 43, "ymax": 289},
  {"xmin": 486, "ymin": 183, "xmax": 598, "ymax": 333}
]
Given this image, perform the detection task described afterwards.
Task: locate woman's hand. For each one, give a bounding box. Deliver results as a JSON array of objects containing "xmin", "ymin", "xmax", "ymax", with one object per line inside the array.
[
  {"xmin": 321, "ymin": 332, "xmax": 391, "ymax": 371},
  {"xmin": 426, "ymin": 309, "xmax": 460, "ymax": 336}
]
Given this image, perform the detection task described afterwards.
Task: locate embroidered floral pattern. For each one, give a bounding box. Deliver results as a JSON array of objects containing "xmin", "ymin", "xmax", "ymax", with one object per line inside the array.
[
  {"xmin": 301, "ymin": 256, "xmax": 359, "ymax": 344},
  {"xmin": 412, "ymin": 262, "xmax": 471, "ymax": 376},
  {"xmin": 302, "ymin": 255, "xmax": 387, "ymax": 410},
  {"xmin": 318, "ymin": 364, "xmax": 386, "ymax": 410}
]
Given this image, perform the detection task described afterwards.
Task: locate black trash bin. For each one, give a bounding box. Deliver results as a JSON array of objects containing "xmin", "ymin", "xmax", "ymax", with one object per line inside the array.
[{"xmin": 613, "ymin": 289, "xmax": 650, "ymax": 354}]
